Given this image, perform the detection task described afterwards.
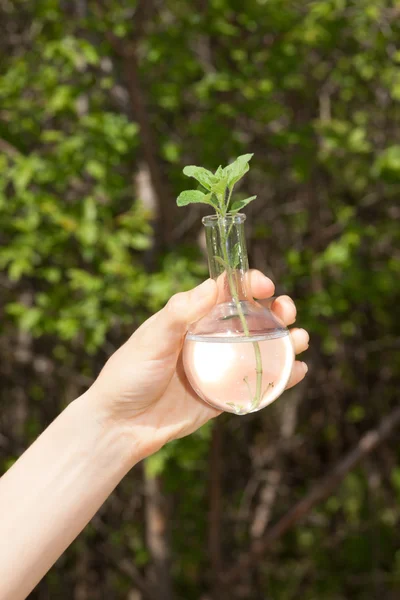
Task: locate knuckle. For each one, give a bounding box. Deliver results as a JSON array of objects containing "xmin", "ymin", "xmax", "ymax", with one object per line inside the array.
[{"xmin": 165, "ymin": 292, "xmax": 187, "ymax": 316}]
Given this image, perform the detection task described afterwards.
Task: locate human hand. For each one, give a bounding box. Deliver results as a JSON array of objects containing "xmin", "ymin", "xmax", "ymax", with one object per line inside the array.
[{"xmin": 86, "ymin": 272, "xmax": 309, "ymax": 460}]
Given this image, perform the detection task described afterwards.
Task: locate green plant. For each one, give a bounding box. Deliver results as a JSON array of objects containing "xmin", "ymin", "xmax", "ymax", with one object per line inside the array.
[
  {"xmin": 176, "ymin": 153, "xmax": 256, "ymax": 215},
  {"xmin": 176, "ymin": 154, "xmax": 264, "ymax": 412}
]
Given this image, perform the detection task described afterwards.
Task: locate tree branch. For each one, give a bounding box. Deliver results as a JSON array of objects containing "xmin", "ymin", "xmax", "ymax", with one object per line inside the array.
[
  {"xmin": 222, "ymin": 404, "xmax": 400, "ymax": 584},
  {"xmin": 250, "ymin": 390, "xmax": 301, "ymax": 539},
  {"xmin": 208, "ymin": 419, "xmax": 223, "ymax": 595},
  {"xmin": 94, "ymin": 0, "xmax": 177, "ymax": 251},
  {"xmin": 144, "ymin": 472, "xmax": 173, "ymax": 600},
  {"xmin": 121, "ymin": 49, "xmax": 177, "ymax": 245}
]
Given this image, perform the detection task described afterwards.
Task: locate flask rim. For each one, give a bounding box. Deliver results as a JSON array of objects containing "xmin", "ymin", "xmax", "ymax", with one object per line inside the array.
[{"xmin": 202, "ymin": 212, "xmax": 246, "ymax": 226}]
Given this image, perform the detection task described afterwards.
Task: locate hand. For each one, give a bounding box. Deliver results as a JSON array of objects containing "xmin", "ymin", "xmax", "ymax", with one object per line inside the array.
[{"xmin": 87, "ymin": 271, "xmax": 309, "ymax": 458}]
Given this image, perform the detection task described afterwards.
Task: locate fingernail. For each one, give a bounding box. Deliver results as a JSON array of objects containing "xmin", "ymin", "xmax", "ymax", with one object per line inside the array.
[
  {"xmin": 302, "ymin": 362, "xmax": 308, "ymax": 374},
  {"xmin": 192, "ymin": 279, "xmax": 215, "ymax": 301}
]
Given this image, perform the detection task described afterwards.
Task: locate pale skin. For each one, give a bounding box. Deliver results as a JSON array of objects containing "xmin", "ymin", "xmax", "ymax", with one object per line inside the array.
[{"xmin": 0, "ymin": 271, "xmax": 309, "ymax": 600}]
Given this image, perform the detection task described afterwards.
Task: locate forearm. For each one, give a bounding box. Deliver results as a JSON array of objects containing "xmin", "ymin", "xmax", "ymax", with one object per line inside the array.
[{"xmin": 0, "ymin": 392, "xmax": 147, "ymax": 600}]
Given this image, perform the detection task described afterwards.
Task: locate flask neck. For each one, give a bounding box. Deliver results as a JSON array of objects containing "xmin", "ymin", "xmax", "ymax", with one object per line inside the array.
[{"xmin": 203, "ymin": 213, "xmax": 250, "ymax": 303}]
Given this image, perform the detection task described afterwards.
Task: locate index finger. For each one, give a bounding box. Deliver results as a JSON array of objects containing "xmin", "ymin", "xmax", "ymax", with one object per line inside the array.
[{"xmin": 247, "ymin": 269, "xmax": 275, "ymax": 299}]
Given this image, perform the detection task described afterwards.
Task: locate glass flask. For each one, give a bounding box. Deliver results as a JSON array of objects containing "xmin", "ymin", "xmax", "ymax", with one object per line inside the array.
[{"xmin": 182, "ymin": 213, "xmax": 294, "ymax": 415}]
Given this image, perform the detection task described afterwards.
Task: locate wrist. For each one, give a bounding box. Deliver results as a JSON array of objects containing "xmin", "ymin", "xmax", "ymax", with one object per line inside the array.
[
  {"xmin": 73, "ymin": 388, "xmax": 165, "ymax": 471},
  {"xmin": 0, "ymin": 385, "xmax": 158, "ymax": 599}
]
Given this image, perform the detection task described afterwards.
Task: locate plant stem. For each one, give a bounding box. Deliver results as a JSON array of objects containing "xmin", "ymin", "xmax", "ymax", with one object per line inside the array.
[{"xmin": 218, "ymin": 217, "xmax": 263, "ymax": 410}]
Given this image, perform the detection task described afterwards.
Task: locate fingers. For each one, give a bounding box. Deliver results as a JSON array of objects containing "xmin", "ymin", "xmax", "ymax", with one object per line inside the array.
[
  {"xmin": 134, "ymin": 279, "xmax": 218, "ymax": 356},
  {"xmin": 270, "ymin": 295, "xmax": 297, "ymax": 326},
  {"xmin": 286, "ymin": 360, "xmax": 308, "ymax": 389},
  {"xmin": 290, "ymin": 328, "xmax": 309, "ymax": 355},
  {"xmin": 162, "ymin": 279, "xmax": 217, "ymax": 336},
  {"xmin": 257, "ymin": 294, "xmax": 297, "ymax": 326},
  {"xmin": 245, "ymin": 272, "xmax": 309, "ymax": 392},
  {"xmin": 248, "ymin": 269, "xmax": 296, "ymax": 327},
  {"xmin": 287, "ymin": 328, "xmax": 309, "ymax": 389},
  {"xmin": 214, "ymin": 269, "xmax": 275, "ymax": 304},
  {"xmin": 248, "ymin": 269, "xmax": 275, "ymax": 300}
]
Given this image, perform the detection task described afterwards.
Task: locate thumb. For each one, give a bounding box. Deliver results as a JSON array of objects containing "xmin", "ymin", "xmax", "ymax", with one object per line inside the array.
[{"xmin": 155, "ymin": 279, "xmax": 217, "ymax": 347}]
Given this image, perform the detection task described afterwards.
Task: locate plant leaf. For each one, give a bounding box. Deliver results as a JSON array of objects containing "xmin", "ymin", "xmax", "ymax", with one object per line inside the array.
[
  {"xmin": 177, "ymin": 190, "xmax": 213, "ymax": 207},
  {"xmin": 224, "ymin": 153, "xmax": 254, "ymax": 188},
  {"xmin": 210, "ymin": 193, "xmax": 219, "ymax": 207},
  {"xmin": 230, "ymin": 195, "xmax": 257, "ymax": 212},
  {"xmin": 213, "ymin": 255, "xmax": 229, "ymax": 269},
  {"xmin": 183, "ymin": 165, "xmax": 217, "ymax": 190},
  {"xmin": 215, "ymin": 165, "xmax": 224, "ymax": 177},
  {"xmin": 211, "ymin": 176, "xmax": 228, "ymax": 196},
  {"xmin": 195, "ymin": 185, "xmax": 219, "ymax": 208},
  {"xmin": 231, "ymin": 242, "xmax": 241, "ymax": 268}
]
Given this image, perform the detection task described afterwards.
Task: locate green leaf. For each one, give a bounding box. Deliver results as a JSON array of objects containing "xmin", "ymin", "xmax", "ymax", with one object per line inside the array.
[
  {"xmin": 230, "ymin": 195, "xmax": 257, "ymax": 212},
  {"xmin": 11, "ymin": 155, "xmax": 40, "ymax": 193},
  {"xmin": 177, "ymin": 190, "xmax": 213, "ymax": 207},
  {"xmin": 79, "ymin": 40, "xmax": 99, "ymax": 66},
  {"xmin": 131, "ymin": 232, "xmax": 151, "ymax": 250},
  {"xmin": 183, "ymin": 166, "xmax": 217, "ymax": 190},
  {"xmin": 162, "ymin": 141, "xmax": 180, "ymax": 163},
  {"xmin": 47, "ymin": 85, "xmax": 74, "ymax": 114},
  {"xmin": 6, "ymin": 302, "xmax": 25, "ymax": 318},
  {"xmin": 144, "ymin": 446, "xmax": 173, "ymax": 478},
  {"xmin": 373, "ymin": 145, "xmax": 400, "ymax": 180},
  {"xmin": 9, "ymin": 257, "xmax": 32, "ymax": 281},
  {"xmin": 215, "ymin": 165, "xmax": 224, "ymax": 177},
  {"xmin": 196, "ymin": 183, "xmax": 210, "ymax": 194},
  {"xmin": 213, "ymin": 255, "xmax": 229, "ymax": 269},
  {"xmin": 224, "ymin": 153, "xmax": 254, "ymax": 188},
  {"xmin": 231, "ymin": 242, "xmax": 240, "ymax": 268},
  {"xmin": 20, "ymin": 307, "xmax": 42, "ymax": 332},
  {"xmin": 86, "ymin": 160, "xmax": 105, "ymax": 180},
  {"xmin": 211, "ymin": 176, "xmax": 228, "ymax": 196},
  {"xmin": 145, "ymin": 452, "xmax": 167, "ymax": 478},
  {"xmin": 57, "ymin": 318, "xmax": 80, "ymax": 340}
]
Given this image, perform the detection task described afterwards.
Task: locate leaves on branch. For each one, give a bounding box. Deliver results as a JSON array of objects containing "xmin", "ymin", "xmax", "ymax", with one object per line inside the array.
[
  {"xmin": 230, "ymin": 195, "xmax": 257, "ymax": 213},
  {"xmin": 177, "ymin": 154, "xmax": 255, "ymax": 215},
  {"xmin": 177, "ymin": 189, "xmax": 214, "ymax": 207},
  {"xmin": 183, "ymin": 165, "xmax": 217, "ymax": 190}
]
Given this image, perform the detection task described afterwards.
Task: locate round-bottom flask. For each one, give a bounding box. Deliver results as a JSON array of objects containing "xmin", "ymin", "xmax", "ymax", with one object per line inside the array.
[{"xmin": 182, "ymin": 214, "xmax": 294, "ymax": 415}]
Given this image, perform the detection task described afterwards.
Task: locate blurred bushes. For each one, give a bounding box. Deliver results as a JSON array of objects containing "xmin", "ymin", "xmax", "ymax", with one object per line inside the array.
[{"xmin": 1, "ymin": 0, "xmax": 400, "ymax": 598}]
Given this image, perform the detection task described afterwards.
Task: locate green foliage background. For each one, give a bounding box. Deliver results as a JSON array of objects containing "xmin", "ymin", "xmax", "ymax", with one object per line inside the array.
[{"xmin": 1, "ymin": 0, "xmax": 400, "ymax": 598}]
